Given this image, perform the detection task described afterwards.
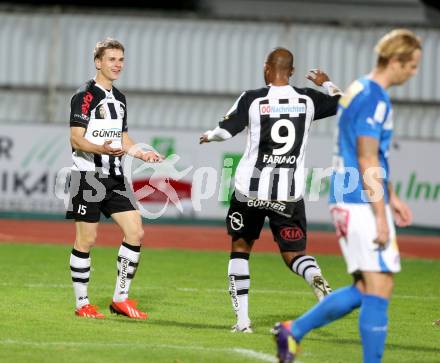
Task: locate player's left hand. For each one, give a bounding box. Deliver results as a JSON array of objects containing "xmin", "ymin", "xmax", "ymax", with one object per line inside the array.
[
  {"xmin": 141, "ymin": 151, "xmax": 163, "ymax": 163},
  {"xmin": 306, "ymin": 69, "xmax": 330, "ymax": 86},
  {"xmin": 390, "ymin": 195, "xmax": 413, "ymax": 227}
]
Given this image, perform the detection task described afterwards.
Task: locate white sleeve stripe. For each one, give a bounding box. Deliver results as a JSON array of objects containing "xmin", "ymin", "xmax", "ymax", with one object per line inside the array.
[{"xmin": 225, "ymin": 92, "xmax": 246, "ymax": 116}]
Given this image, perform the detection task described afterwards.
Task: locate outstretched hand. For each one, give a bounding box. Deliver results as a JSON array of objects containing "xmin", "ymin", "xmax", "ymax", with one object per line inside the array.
[
  {"xmin": 102, "ymin": 140, "xmax": 125, "ymax": 157},
  {"xmin": 199, "ymin": 133, "xmax": 210, "ymax": 144},
  {"xmin": 141, "ymin": 151, "xmax": 163, "ymax": 163},
  {"xmin": 306, "ymin": 69, "xmax": 330, "ymax": 86}
]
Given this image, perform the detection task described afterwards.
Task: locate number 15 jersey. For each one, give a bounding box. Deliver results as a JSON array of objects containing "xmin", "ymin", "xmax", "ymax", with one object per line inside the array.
[{"xmin": 219, "ymin": 85, "xmax": 339, "ymax": 201}]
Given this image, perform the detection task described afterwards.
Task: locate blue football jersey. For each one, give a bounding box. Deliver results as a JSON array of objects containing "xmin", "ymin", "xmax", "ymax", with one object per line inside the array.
[{"xmin": 329, "ymin": 77, "xmax": 393, "ymax": 204}]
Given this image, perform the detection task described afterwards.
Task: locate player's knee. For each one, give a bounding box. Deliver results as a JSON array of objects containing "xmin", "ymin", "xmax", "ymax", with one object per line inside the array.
[
  {"xmin": 364, "ymin": 272, "xmax": 394, "ymax": 298},
  {"xmin": 76, "ymin": 231, "xmax": 97, "ymax": 249},
  {"xmin": 125, "ymin": 225, "xmax": 144, "ymax": 244},
  {"xmin": 136, "ymin": 226, "xmax": 144, "ymax": 242},
  {"xmin": 385, "ymin": 276, "xmax": 394, "ymax": 292},
  {"xmin": 376, "ymin": 277, "xmax": 394, "ymax": 292}
]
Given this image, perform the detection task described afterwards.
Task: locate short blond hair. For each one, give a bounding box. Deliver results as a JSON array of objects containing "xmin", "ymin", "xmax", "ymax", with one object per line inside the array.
[
  {"xmin": 93, "ymin": 38, "xmax": 124, "ymax": 60},
  {"xmin": 375, "ymin": 29, "xmax": 421, "ymax": 68}
]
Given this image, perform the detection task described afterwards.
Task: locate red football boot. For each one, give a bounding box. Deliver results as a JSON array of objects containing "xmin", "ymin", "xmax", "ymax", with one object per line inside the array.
[
  {"xmin": 75, "ymin": 304, "xmax": 105, "ymax": 319},
  {"xmin": 109, "ymin": 299, "xmax": 148, "ymax": 320}
]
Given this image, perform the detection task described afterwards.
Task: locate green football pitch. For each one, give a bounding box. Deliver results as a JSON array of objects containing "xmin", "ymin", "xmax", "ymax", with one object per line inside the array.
[{"xmin": 0, "ymin": 243, "xmax": 439, "ymax": 363}]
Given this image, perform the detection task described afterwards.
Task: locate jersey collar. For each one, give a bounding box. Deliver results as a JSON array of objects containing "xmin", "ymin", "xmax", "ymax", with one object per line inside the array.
[{"xmin": 93, "ymin": 78, "xmax": 113, "ymax": 96}]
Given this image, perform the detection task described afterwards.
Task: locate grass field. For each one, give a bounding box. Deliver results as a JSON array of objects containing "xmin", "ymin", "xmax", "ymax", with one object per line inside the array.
[{"xmin": 0, "ymin": 243, "xmax": 439, "ymax": 363}]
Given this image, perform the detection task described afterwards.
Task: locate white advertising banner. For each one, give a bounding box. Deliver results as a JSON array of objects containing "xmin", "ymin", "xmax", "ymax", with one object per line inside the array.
[
  {"xmin": 303, "ymin": 136, "xmax": 440, "ymax": 228},
  {"xmin": 0, "ymin": 124, "xmax": 439, "ymax": 227}
]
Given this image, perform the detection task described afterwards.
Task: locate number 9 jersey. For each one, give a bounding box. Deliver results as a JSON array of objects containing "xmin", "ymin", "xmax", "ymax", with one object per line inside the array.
[{"xmin": 219, "ymin": 85, "xmax": 339, "ymax": 201}]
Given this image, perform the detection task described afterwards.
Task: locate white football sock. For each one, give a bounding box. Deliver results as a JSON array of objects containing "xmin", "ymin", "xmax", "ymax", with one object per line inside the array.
[
  {"xmin": 113, "ymin": 242, "xmax": 141, "ymax": 302},
  {"xmin": 228, "ymin": 252, "xmax": 251, "ymax": 327}
]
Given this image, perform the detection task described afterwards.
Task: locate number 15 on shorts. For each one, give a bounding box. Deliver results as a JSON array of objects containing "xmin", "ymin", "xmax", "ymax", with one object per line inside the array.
[{"xmin": 78, "ymin": 204, "xmax": 87, "ymax": 215}]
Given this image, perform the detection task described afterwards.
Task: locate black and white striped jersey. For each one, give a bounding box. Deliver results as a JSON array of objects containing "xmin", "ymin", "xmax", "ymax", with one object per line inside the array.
[
  {"xmin": 219, "ymin": 85, "xmax": 339, "ymax": 201},
  {"xmin": 70, "ymin": 79, "xmax": 127, "ymax": 177}
]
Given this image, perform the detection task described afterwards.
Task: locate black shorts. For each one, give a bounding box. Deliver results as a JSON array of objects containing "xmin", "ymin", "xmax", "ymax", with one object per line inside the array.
[
  {"xmin": 66, "ymin": 171, "xmax": 136, "ymax": 223},
  {"xmin": 226, "ymin": 191, "xmax": 307, "ymax": 252}
]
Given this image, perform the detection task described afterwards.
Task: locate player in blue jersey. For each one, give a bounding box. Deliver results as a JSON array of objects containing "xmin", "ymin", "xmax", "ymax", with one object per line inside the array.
[{"xmin": 273, "ymin": 29, "xmax": 422, "ymax": 363}]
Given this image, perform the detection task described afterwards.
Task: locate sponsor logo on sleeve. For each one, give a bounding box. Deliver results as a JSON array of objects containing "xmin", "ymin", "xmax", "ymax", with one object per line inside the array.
[
  {"xmin": 81, "ymin": 92, "xmax": 93, "ymax": 115},
  {"xmin": 73, "ymin": 113, "xmax": 90, "ymax": 122}
]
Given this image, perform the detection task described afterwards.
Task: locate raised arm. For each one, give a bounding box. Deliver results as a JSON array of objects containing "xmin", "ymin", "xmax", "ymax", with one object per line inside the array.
[
  {"xmin": 306, "ymin": 69, "xmax": 343, "ymax": 97},
  {"xmin": 305, "ymin": 69, "xmax": 343, "ymax": 120}
]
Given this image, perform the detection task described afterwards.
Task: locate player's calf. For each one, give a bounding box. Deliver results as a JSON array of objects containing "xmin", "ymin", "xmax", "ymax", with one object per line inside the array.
[
  {"xmin": 289, "ymin": 254, "xmax": 332, "ymax": 301},
  {"xmin": 113, "ymin": 242, "xmax": 141, "ymax": 302},
  {"xmin": 228, "ymin": 251, "xmax": 251, "ymax": 332}
]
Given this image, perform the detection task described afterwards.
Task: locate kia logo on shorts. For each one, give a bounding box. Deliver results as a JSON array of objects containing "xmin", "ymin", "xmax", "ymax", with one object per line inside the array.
[{"xmin": 280, "ymin": 227, "xmax": 304, "ymax": 241}]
